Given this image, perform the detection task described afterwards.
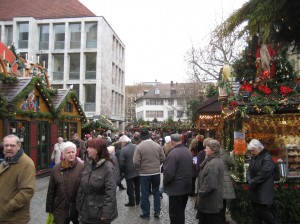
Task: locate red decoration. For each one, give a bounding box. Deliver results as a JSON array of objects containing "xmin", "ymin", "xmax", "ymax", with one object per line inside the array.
[
  {"xmin": 240, "ymin": 82, "xmax": 253, "ymax": 92},
  {"xmin": 280, "ymin": 86, "xmax": 292, "ymax": 96},
  {"xmin": 258, "ymin": 85, "xmax": 272, "ymax": 95},
  {"xmin": 243, "ymin": 185, "xmax": 249, "ymax": 191}
]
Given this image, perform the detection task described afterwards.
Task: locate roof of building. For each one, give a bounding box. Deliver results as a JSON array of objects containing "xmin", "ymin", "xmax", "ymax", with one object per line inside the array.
[
  {"xmin": 197, "ymin": 96, "xmax": 222, "ymax": 114},
  {"xmin": 0, "ymin": 0, "xmax": 95, "ymax": 21},
  {"xmin": 135, "ymin": 82, "xmax": 205, "ymax": 100},
  {"xmin": 52, "ymin": 89, "xmax": 69, "ymax": 109},
  {"xmin": 0, "ymin": 78, "xmax": 31, "ymax": 102}
]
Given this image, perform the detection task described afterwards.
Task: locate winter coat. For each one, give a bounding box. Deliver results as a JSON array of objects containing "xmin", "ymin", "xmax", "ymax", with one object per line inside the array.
[
  {"xmin": 133, "ymin": 139, "xmax": 165, "ymax": 175},
  {"xmin": 0, "ymin": 149, "xmax": 36, "ymax": 224},
  {"xmin": 51, "ymin": 142, "xmax": 64, "ymax": 164},
  {"xmin": 77, "ymin": 158, "xmax": 118, "ymax": 223},
  {"xmin": 162, "ymin": 141, "xmax": 172, "ymax": 157},
  {"xmin": 249, "ymin": 149, "xmax": 275, "ymax": 205},
  {"xmin": 46, "ymin": 158, "xmax": 84, "ymax": 224},
  {"xmin": 220, "ymin": 149, "xmax": 236, "ymax": 200},
  {"xmin": 163, "ymin": 144, "xmax": 193, "ymax": 196},
  {"xmin": 119, "ymin": 142, "xmax": 139, "ymax": 180},
  {"xmin": 196, "ymin": 152, "xmax": 224, "ymax": 214}
]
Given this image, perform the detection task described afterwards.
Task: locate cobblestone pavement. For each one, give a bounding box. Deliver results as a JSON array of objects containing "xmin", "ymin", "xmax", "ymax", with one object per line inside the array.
[{"xmin": 30, "ymin": 175, "xmax": 236, "ymax": 224}]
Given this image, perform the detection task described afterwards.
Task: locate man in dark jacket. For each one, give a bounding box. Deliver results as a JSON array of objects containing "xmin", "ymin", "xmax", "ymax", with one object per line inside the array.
[
  {"xmin": 163, "ymin": 133, "xmax": 193, "ymax": 224},
  {"xmin": 119, "ymin": 135, "xmax": 140, "ymax": 207},
  {"xmin": 248, "ymin": 139, "xmax": 277, "ymax": 224}
]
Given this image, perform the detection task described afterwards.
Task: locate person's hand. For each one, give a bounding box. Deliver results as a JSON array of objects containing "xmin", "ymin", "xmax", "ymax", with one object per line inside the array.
[{"xmin": 100, "ymin": 218, "xmax": 110, "ymax": 224}]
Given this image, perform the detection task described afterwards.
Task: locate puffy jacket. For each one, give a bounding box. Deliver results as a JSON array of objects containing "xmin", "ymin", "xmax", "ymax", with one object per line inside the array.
[
  {"xmin": 46, "ymin": 158, "xmax": 84, "ymax": 224},
  {"xmin": 77, "ymin": 158, "xmax": 118, "ymax": 223},
  {"xmin": 249, "ymin": 149, "xmax": 275, "ymax": 205}
]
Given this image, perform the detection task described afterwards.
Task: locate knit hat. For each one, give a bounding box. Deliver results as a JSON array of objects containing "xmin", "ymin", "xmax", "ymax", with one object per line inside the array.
[
  {"xmin": 206, "ymin": 139, "xmax": 220, "ymax": 152},
  {"xmin": 164, "ymin": 136, "xmax": 171, "ymax": 144},
  {"xmin": 140, "ymin": 128, "xmax": 151, "ymax": 140}
]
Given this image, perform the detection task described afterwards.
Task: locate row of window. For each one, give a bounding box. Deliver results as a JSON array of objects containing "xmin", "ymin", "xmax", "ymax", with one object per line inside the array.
[
  {"xmin": 1, "ymin": 22, "xmax": 98, "ymax": 50},
  {"xmin": 137, "ymin": 99, "xmax": 185, "ymax": 107},
  {"xmin": 137, "ymin": 110, "xmax": 184, "ymax": 119}
]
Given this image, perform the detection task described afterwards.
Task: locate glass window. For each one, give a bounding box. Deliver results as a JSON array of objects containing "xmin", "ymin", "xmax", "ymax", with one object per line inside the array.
[
  {"xmin": 53, "ymin": 54, "xmax": 64, "ymax": 80},
  {"xmin": 137, "ymin": 111, "xmax": 143, "ymax": 119},
  {"xmin": 39, "ymin": 24, "xmax": 49, "ymax": 50},
  {"xmin": 177, "ymin": 99, "xmax": 184, "ymax": 106},
  {"xmin": 85, "ymin": 53, "xmax": 96, "ymax": 79},
  {"xmin": 84, "ymin": 84, "xmax": 96, "ymax": 111},
  {"xmin": 168, "ymin": 99, "xmax": 174, "ymax": 105},
  {"xmin": 67, "ymin": 84, "xmax": 79, "ymax": 98},
  {"xmin": 168, "ymin": 110, "xmax": 174, "ymax": 118},
  {"xmin": 5, "ymin": 25, "xmax": 13, "ymax": 46},
  {"xmin": 177, "ymin": 110, "xmax": 184, "ymax": 118},
  {"xmin": 146, "ymin": 111, "xmax": 163, "ymax": 118},
  {"xmin": 54, "ymin": 24, "xmax": 65, "ymax": 49},
  {"xmin": 86, "ymin": 22, "xmax": 97, "ymax": 48},
  {"xmin": 69, "ymin": 54, "xmax": 80, "ymax": 80},
  {"xmin": 69, "ymin": 23, "xmax": 81, "ymax": 49},
  {"xmin": 51, "ymin": 84, "xmax": 64, "ymax": 89},
  {"xmin": 64, "ymin": 102, "xmax": 73, "ymax": 112},
  {"xmin": 18, "ymin": 23, "xmax": 29, "ymax": 48}
]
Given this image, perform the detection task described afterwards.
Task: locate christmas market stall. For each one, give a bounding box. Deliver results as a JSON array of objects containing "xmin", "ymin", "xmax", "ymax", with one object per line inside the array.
[
  {"xmin": 216, "ymin": 44, "xmax": 300, "ymax": 223},
  {"xmin": 0, "ymin": 42, "xmax": 86, "ymax": 172}
]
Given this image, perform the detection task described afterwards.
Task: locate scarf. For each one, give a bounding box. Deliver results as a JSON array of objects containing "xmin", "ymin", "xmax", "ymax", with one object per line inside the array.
[
  {"xmin": 2, "ymin": 148, "xmax": 24, "ymax": 167},
  {"xmin": 199, "ymin": 152, "xmax": 220, "ymax": 170}
]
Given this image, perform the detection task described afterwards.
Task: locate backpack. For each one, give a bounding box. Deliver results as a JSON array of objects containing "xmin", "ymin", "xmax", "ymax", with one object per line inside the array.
[{"xmin": 273, "ymin": 161, "xmax": 280, "ymax": 181}]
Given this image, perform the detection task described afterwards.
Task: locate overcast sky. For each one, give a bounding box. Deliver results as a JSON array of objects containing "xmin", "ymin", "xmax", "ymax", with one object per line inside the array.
[{"xmin": 79, "ymin": 0, "xmax": 247, "ymax": 85}]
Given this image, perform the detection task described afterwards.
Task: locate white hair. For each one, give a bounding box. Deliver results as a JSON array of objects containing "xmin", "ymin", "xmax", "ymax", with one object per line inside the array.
[
  {"xmin": 247, "ymin": 139, "xmax": 264, "ymax": 151},
  {"xmin": 61, "ymin": 141, "xmax": 76, "ymax": 155},
  {"xmin": 119, "ymin": 135, "xmax": 131, "ymax": 143}
]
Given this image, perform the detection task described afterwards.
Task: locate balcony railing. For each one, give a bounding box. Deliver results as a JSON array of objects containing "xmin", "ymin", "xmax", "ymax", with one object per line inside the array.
[
  {"xmin": 84, "ymin": 102, "xmax": 95, "ymax": 111},
  {"xmin": 18, "ymin": 40, "xmax": 28, "ymax": 49},
  {"xmin": 39, "ymin": 42, "xmax": 49, "ymax": 50},
  {"xmin": 70, "ymin": 41, "xmax": 80, "ymax": 49},
  {"xmin": 52, "ymin": 71, "xmax": 64, "ymax": 80},
  {"xmin": 86, "ymin": 40, "xmax": 97, "ymax": 48},
  {"xmin": 69, "ymin": 72, "xmax": 80, "ymax": 80},
  {"xmin": 85, "ymin": 71, "xmax": 96, "ymax": 79},
  {"xmin": 54, "ymin": 41, "xmax": 65, "ymax": 49}
]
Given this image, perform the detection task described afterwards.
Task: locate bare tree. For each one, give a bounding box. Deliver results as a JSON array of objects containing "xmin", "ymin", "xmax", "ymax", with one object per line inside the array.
[{"xmin": 185, "ymin": 22, "xmax": 246, "ymax": 82}]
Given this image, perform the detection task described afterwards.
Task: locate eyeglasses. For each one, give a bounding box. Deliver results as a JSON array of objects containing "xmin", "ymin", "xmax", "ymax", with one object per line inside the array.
[{"xmin": 4, "ymin": 144, "xmax": 18, "ymax": 148}]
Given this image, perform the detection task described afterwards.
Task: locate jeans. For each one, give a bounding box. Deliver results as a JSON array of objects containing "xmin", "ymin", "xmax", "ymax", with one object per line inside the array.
[
  {"xmin": 126, "ymin": 176, "xmax": 140, "ymax": 205},
  {"xmin": 140, "ymin": 174, "xmax": 161, "ymax": 217},
  {"xmin": 169, "ymin": 194, "xmax": 189, "ymax": 224}
]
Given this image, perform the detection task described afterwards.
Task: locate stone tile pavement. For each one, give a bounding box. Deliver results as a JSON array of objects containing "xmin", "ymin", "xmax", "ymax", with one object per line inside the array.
[{"xmin": 30, "ymin": 175, "xmax": 236, "ymax": 224}]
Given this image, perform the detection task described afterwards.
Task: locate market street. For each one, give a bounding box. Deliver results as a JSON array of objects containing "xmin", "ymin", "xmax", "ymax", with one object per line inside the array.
[{"xmin": 30, "ymin": 175, "xmax": 236, "ymax": 224}]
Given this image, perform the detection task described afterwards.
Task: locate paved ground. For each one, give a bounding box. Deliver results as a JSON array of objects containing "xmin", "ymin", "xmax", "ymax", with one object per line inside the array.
[{"xmin": 30, "ymin": 175, "xmax": 236, "ymax": 224}]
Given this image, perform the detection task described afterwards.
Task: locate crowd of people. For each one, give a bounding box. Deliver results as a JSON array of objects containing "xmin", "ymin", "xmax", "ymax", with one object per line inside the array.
[{"xmin": 0, "ymin": 130, "xmax": 278, "ymax": 224}]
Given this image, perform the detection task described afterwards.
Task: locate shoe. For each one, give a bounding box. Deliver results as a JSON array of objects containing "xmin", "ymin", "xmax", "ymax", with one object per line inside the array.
[
  {"xmin": 154, "ymin": 213, "xmax": 160, "ymax": 218},
  {"xmin": 189, "ymin": 193, "xmax": 196, "ymax": 197},
  {"xmin": 125, "ymin": 202, "xmax": 135, "ymax": 207},
  {"xmin": 136, "ymin": 202, "xmax": 140, "ymax": 206},
  {"xmin": 140, "ymin": 214, "xmax": 150, "ymax": 220}
]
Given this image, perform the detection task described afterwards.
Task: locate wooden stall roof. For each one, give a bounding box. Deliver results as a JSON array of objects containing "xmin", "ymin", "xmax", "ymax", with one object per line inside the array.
[
  {"xmin": 52, "ymin": 89, "xmax": 69, "ymax": 109},
  {"xmin": 197, "ymin": 96, "xmax": 222, "ymax": 114},
  {"xmin": 0, "ymin": 78, "xmax": 30, "ymax": 102}
]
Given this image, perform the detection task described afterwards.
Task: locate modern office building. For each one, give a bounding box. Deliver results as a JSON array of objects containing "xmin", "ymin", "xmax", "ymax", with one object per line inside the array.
[{"xmin": 0, "ymin": 0, "xmax": 125, "ymax": 130}]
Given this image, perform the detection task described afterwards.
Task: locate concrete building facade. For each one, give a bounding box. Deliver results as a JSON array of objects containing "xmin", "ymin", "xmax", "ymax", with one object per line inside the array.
[{"xmin": 0, "ymin": 0, "xmax": 125, "ymax": 130}]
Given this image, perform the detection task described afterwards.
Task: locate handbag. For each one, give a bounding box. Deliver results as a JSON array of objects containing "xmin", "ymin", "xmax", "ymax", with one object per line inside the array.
[{"xmin": 61, "ymin": 172, "xmax": 79, "ymax": 220}]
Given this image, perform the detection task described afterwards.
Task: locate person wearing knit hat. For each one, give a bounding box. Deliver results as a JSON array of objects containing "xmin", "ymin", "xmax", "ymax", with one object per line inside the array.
[
  {"xmin": 195, "ymin": 139, "xmax": 224, "ymax": 223},
  {"xmin": 163, "ymin": 132, "xmax": 193, "ymax": 224},
  {"xmin": 119, "ymin": 135, "xmax": 140, "ymax": 207}
]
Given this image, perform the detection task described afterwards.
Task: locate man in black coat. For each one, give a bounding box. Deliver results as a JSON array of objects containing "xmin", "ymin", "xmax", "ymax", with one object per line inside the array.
[
  {"xmin": 248, "ymin": 139, "xmax": 277, "ymax": 224},
  {"xmin": 163, "ymin": 133, "xmax": 193, "ymax": 224}
]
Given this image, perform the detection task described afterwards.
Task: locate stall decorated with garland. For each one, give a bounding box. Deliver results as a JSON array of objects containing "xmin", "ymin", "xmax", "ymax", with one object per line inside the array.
[{"xmin": 0, "ymin": 42, "xmax": 86, "ymax": 172}]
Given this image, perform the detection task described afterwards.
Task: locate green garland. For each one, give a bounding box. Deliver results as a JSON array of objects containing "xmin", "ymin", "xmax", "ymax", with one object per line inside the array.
[{"xmin": 0, "ymin": 73, "xmax": 17, "ymax": 84}]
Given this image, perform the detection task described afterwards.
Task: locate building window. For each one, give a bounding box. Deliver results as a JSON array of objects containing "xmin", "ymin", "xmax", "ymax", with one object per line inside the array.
[
  {"xmin": 84, "ymin": 84, "xmax": 96, "ymax": 111},
  {"xmin": 177, "ymin": 99, "xmax": 184, "ymax": 106},
  {"xmin": 154, "ymin": 88, "xmax": 160, "ymax": 94},
  {"xmin": 69, "ymin": 23, "xmax": 81, "ymax": 49},
  {"xmin": 5, "ymin": 25, "xmax": 13, "ymax": 46},
  {"xmin": 146, "ymin": 111, "xmax": 163, "ymax": 118},
  {"xmin": 145, "ymin": 99, "xmax": 163, "ymax": 105},
  {"xmin": 137, "ymin": 111, "xmax": 143, "ymax": 119},
  {"xmin": 67, "ymin": 84, "xmax": 79, "ymax": 98},
  {"xmin": 168, "ymin": 110, "xmax": 174, "ymax": 118},
  {"xmin": 86, "ymin": 22, "xmax": 97, "ymax": 48},
  {"xmin": 18, "ymin": 23, "xmax": 29, "ymax": 49},
  {"xmin": 64, "ymin": 102, "xmax": 73, "ymax": 112},
  {"xmin": 54, "ymin": 24, "xmax": 65, "ymax": 49},
  {"xmin": 53, "ymin": 54, "xmax": 64, "ymax": 80},
  {"xmin": 168, "ymin": 99, "xmax": 174, "ymax": 105},
  {"xmin": 39, "ymin": 24, "xmax": 49, "ymax": 50},
  {"xmin": 177, "ymin": 110, "xmax": 184, "ymax": 118},
  {"xmin": 40, "ymin": 54, "xmax": 48, "ymax": 69},
  {"xmin": 51, "ymin": 84, "xmax": 63, "ymax": 89},
  {"xmin": 69, "ymin": 53, "xmax": 80, "ymax": 80},
  {"xmin": 85, "ymin": 53, "xmax": 96, "ymax": 79},
  {"xmin": 136, "ymin": 101, "xmax": 143, "ymax": 108}
]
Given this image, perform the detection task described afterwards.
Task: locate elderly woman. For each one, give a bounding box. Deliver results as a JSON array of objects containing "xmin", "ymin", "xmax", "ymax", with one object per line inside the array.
[
  {"xmin": 195, "ymin": 139, "xmax": 224, "ymax": 224},
  {"xmin": 247, "ymin": 139, "xmax": 277, "ymax": 224},
  {"xmin": 77, "ymin": 138, "xmax": 118, "ymax": 224},
  {"xmin": 46, "ymin": 141, "xmax": 84, "ymax": 224}
]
